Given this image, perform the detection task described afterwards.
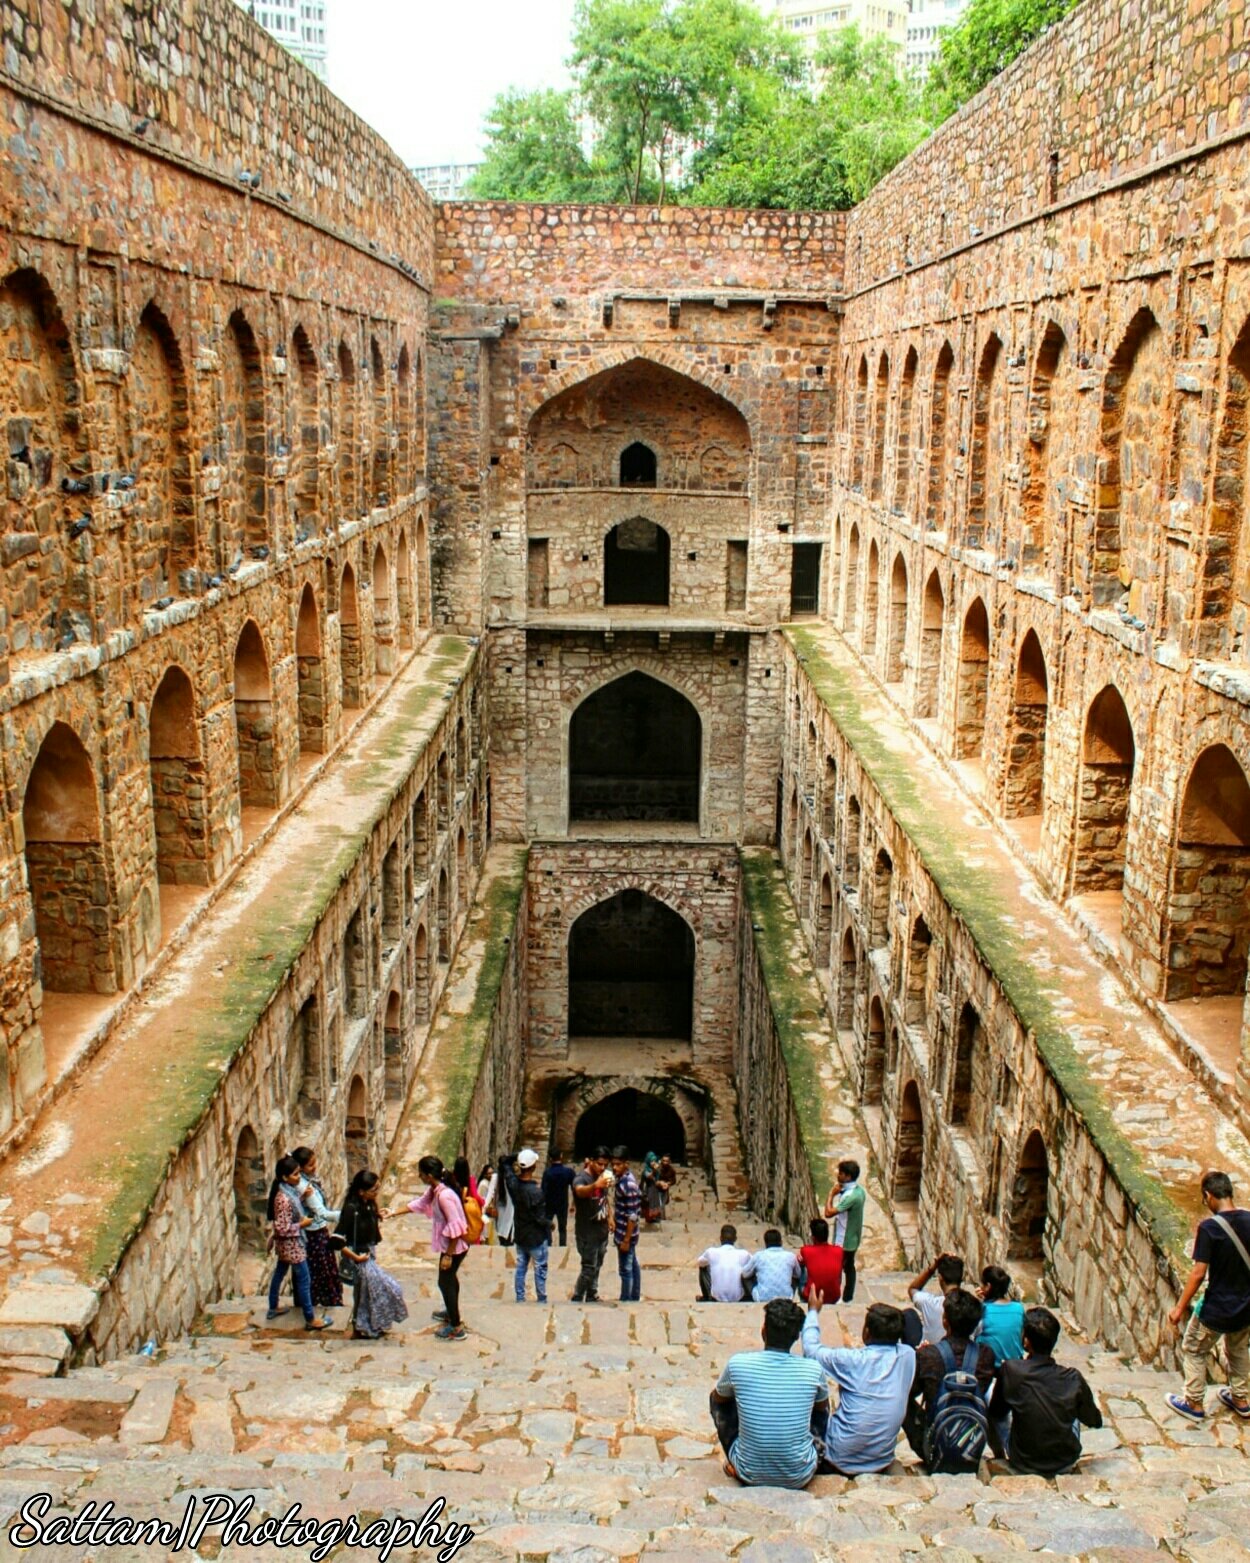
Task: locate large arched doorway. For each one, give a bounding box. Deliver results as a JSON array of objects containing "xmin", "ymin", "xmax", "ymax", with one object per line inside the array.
[
  {"xmin": 569, "ymin": 890, "xmax": 695, "ymax": 1040},
  {"xmin": 1007, "ymin": 1129, "xmax": 1049, "ymax": 1261},
  {"xmin": 1165, "ymin": 744, "xmax": 1250, "ymax": 1000},
  {"xmin": 604, "ymin": 518, "xmax": 670, "ymax": 605},
  {"xmin": 569, "ymin": 672, "xmax": 700, "ymax": 823},
  {"xmin": 573, "ymin": 1088, "xmax": 686, "ymax": 1161}
]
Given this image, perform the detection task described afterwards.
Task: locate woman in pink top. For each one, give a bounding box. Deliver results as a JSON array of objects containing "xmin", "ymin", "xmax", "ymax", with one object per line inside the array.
[{"xmin": 393, "ymin": 1154, "xmax": 470, "ymax": 1340}]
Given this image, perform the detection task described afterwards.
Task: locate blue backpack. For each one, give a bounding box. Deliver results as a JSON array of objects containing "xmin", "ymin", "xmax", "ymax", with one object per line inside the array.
[{"xmin": 923, "ymin": 1340, "xmax": 988, "ymax": 1473}]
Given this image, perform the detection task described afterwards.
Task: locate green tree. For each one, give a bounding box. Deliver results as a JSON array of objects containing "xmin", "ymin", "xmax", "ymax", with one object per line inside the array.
[
  {"xmin": 464, "ymin": 89, "xmax": 600, "ymax": 202},
  {"xmin": 924, "ymin": 0, "xmax": 1081, "ymax": 121}
]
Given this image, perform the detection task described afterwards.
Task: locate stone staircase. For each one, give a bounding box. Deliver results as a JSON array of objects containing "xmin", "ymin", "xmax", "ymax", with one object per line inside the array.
[{"xmin": 0, "ymin": 1167, "xmax": 1247, "ymax": 1559}]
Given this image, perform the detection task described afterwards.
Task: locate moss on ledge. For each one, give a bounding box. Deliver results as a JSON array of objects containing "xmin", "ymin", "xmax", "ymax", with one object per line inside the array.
[
  {"xmin": 785, "ymin": 625, "xmax": 1188, "ymax": 1261},
  {"xmin": 739, "ymin": 847, "xmax": 836, "ymax": 1203},
  {"xmin": 433, "ymin": 848, "xmax": 529, "ymax": 1168}
]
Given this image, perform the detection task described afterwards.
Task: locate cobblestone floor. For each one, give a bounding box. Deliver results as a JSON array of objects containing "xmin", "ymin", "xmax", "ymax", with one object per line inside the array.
[{"xmin": 0, "ymin": 1164, "xmax": 1247, "ymax": 1561}]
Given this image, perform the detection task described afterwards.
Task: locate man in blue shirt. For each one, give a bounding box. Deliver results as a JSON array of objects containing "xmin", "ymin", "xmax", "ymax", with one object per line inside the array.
[
  {"xmin": 540, "ymin": 1151, "xmax": 577, "ymax": 1248},
  {"xmin": 802, "ymin": 1292, "xmax": 914, "ymax": 1475},
  {"xmin": 611, "ymin": 1147, "xmax": 643, "ymax": 1302},
  {"xmin": 744, "ymin": 1228, "xmax": 801, "ymax": 1302},
  {"xmin": 711, "ymin": 1299, "xmax": 830, "ymax": 1488}
]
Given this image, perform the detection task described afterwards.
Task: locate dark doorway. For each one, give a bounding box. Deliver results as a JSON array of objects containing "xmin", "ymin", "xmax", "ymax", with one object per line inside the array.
[
  {"xmin": 619, "ymin": 441, "xmax": 657, "ymax": 486},
  {"xmin": 790, "ymin": 543, "xmax": 822, "ymax": 616},
  {"xmin": 574, "ymin": 1089, "xmax": 686, "ymax": 1161},
  {"xmin": 569, "ymin": 889, "xmax": 695, "ymax": 1038},
  {"xmin": 569, "ymin": 671, "xmax": 700, "ymax": 822},
  {"xmin": 604, "ymin": 518, "xmax": 670, "ymax": 605}
]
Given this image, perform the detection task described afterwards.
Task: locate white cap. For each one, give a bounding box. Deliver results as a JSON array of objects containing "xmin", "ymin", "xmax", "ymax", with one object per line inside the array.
[{"xmin": 516, "ymin": 1148, "xmax": 539, "ymax": 1169}]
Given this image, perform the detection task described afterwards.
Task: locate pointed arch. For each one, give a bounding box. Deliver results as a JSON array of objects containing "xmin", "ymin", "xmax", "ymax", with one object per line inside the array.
[
  {"xmin": 396, "ymin": 342, "xmax": 414, "ymax": 492},
  {"xmin": 569, "ymin": 670, "xmax": 701, "ymax": 824},
  {"xmin": 893, "ymin": 1080, "xmax": 924, "ymax": 1203},
  {"xmin": 372, "ymin": 540, "xmax": 393, "ymax": 676},
  {"xmin": 234, "ymin": 620, "xmax": 277, "ymax": 808},
  {"xmin": 149, "ymin": 664, "xmax": 208, "ymax": 889},
  {"xmin": 968, "ymin": 332, "xmax": 1004, "ymax": 549},
  {"xmin": 1207, "ymin": 315, "xmax": 1250, "ymax": 654},
  {"xmin": 1074, "ymin": 684, "xmax": 1136, "ymax": 895},
  {"xmin": 863, "ymin": 538, "xmax": 880, "ymax": 653},
  {"xmin": 129, "ymin": 302, "xmax": 194, "ymax": 613},
  {"xmin": 1022, "ymin": 321, "xmax": 1067, "ymax": 575},
  {"xmin": 1093, "ymin": 308, "xmax": 1166, "ymax": 605},
  {"xmin": 955, "ymin": 596, "xmax": 990, "ymax": 759},
  {"xmin": 885, "ymin": 552, "xmax": 908, "ymax": 682},
  {"xmin": 916, "ymin": 569, "xmax": 944, "ymax": 719},
  {"xmin": 844, "ymin": 522, "xmax": 861, "ymax": 636},
  {"xmin": 223, "ymin": 309, "xmax": 266, "ymax": 556},
  {"xmin": 926, "ymin": 341, "xmax": 954, "ymax": 532},
  {"xmin": 851, "ymin": 355, "xmax": 869, "ymax": 491},
  {"xmin": 869, "ymin": 352, "xmax": 889, "ymax": 500},
  {"xmin": 396, "ymin": 528, "xmax": 414, "ymax": 649},
  {"xmin": 906, "ymin": 915, "xmax": 932, "ymax": 1027},
  {"xmin": 1005, "ymin": 629, "xmax": 1049, "ymax": 819},
  {"xmin": 337, "ymin": 339, "xmax": 358, "ymax": 518},
  {"xmin": 370, "ymin": 336, "xmax": 390, "ymax": 508},
  {"xmin": 1165, "ymin": 744, "xmax": 1250, "ymax": 999},
  {"xmin": 339, "ymin": 560, "xmax": 362, "ymax": 708},
  {"xmin": 296, "ymin": 583, "xmax": 326, "ymax": 753},
  {"xmin": 892, "ymin": 346, "xmax": 918, "ymax": 514},
  {"xmin": 569, "ymin": 889, "xmax": 695, "ymax": 1040},
  {"xmin": 1007, "ymin": 1130, "xmax": 1049, "ymax": 1261},
  {"xmin": 864, "ymin": 995, "xmax": 886, "ymax": 1104},
  {"xmin": 291, "ymin": 323, "xmax": 320, "ymax": 537}
]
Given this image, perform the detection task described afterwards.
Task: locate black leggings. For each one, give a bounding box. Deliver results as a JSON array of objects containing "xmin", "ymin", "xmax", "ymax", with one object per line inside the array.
[{"xmin": 438, "ymin": 1250, "xmax": 466, "ymax": 1326}]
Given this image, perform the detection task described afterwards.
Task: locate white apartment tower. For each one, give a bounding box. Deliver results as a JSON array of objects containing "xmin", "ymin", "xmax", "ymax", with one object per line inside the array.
[
  {"xmin": 767, "ymin": 0, "xmax": 908, "ymax": 51},
  {"xmin": 244, "ymin": 0, "xmax": 328, "ymax": 81}
]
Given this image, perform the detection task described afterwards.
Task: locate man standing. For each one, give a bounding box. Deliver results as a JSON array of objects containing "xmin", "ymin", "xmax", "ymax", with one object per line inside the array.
[
  {"xmin": 710, "ymin": 1299, "xmax": 830, "ymax": 1488},
  {"xmin": 541, "ymin": 1151, "xmax": 577, "ymax": 1249},
  {"xmin": 500, "ymin": 1150, "xmax": 550, "ymax": 1304},
  {"xmin": 571, "ymin": 1147, "xmax": 612, "ymax": 1303},
  {"xmin": 612, "ymin": 1146, "xmax": 642, "ymax": 1303},
  {"xmin": 802, "ymin": 1293, "xmax": 914, "ymax": 1475},
  {"xmin": 989, "ymin": 1307, "xmax": 1102, "ymax": 1473},
  {"xmin": 1166, "ymin": 1169, "xmax": 1250, "ymax": 1422},
  {"xmin": 824, "ymin": 1159, "xmax": 866, "ymax": 1302}
]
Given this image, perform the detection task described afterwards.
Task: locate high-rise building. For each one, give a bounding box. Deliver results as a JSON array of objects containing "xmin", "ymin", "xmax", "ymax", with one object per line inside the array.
[
  {"xmin": 243, "ymin": 0, "xmax": 328, "ymax": 81},
  {"xmin": 766, "ymin": 0, "xmax": 908, "ymax": 52},
  {"xmin": 905, "ymin": 0, "xmax": 968, "ymax": 78},
  {"xmin": 411, "ymin": 163, "xmax": 483, "ymax": 201}
]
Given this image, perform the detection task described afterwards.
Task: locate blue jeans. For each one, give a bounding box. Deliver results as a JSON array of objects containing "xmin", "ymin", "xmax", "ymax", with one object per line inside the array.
[
  {"xmin": 618, "ymin": 1239, "xmax": 641, "ymax": 1301},
  {"xmin": 269, "ymin": 1256, "xmax": 314, "ymax": 1322},
  {"xmin": 515, "ymin": 1242, "xmax": 549, "ymax": 1301}
]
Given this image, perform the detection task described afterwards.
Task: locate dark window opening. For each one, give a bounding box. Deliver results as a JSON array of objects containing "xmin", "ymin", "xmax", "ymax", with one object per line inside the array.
[
  {"xmin": 619, "ymin": 441, "xmax": 657, "ymax": 487},
  {"xmin": 790, "ymin": 542, "xmax": 822, "ymax": 617},
  {"xmin": 604, "ymin": 518, "xmax": 670, "ymax": 605},
  {"xmin": 570, "ymin": 671, "xmax": 699, "ymax": 822},
  {"xmin": 574, "ymin": 1089, "xmax": 686, "ymax": 1161},
  {"xmin": 569, "ymin": 890, "xmax": 694, "ymax": 1039}
]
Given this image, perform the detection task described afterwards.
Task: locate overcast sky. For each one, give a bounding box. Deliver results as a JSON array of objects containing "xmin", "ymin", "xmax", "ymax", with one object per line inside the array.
[{"xmin": 326, "ymin": 0, "xmax": 579, "ymax": 167}]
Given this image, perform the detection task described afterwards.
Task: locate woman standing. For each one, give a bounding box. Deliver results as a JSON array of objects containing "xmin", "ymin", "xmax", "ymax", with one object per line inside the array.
[
  {"xmin": 452, "ymin": 1157, "xmax": 485, "ymax": 1245},
  {"xmin": 337, "ymin": 1169, "xmax": 409, "ymax": 1340},
  {"xmin": 478, "ymin": 1162, "xmax": 498, "ymax": 1246},
  {"xmin": 266, "ymin": 1155, "xmax": 331, "ymax": 1331},
  {"xmin": 292, "ymin": 1146, "xmax": 342, "ymax": 1314},
  {"xmin": 657, "ymin": 1156, "xmax": 678, "ymax": 1221},
  {"xmin": 392, "ymin": 1155, "xmax": 470, "ymax": 1341},
  {"xmin": 641, "ymin": 1152, "xmax": 664, "ymax": 1225}
]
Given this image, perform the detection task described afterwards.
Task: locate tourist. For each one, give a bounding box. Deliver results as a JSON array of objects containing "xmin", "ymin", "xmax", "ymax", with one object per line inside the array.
[
  {"xmin": 291, "ymin": 1146, "xmax": 342, "ymax": 1315},
  {"xmin": 697, "ymin": 1224, "xmax": 754, "ymax": 1302},
  {"xmin": 903, "ymin": 1287, "xmax": 995, "ymax": 1472},
  {"xmin": 478, "ymin": 1162, "xmax": 498, "ymax": 1245},
  {"xmin": 989, "ymin": 1306, "xmax": 1103, "ymax": 1474},
  {"xmin": 1166, "ymin": 1169, "xmax": 1250, "ymax": 1422},
  {"xmin": 612, "ymin": 1147, "xmax": 642, "ymax": 1302},
  {"xmin": 337, "ymin": 1169, "xmax": 409, "ymax": 1340},
  {"xmin": 571, "ymin": 1147, "xmax": 613, "ymax": 1302},
  {"xmin": 798, "ymin": 1217, "xmax": 844, "ymax": 1305},
  {"xmin": 452, "ymin": 1158, "xmax": 485, "ymax": 1246},
  {"xmin": 802, "ymin": 1293, "xmax": 914, "ymax": 1475},
  {"xmin": 975, "ymin": 1264, "xmax": 1025, "ymax": 1365},
  {"xmin": 744, "ymin": 1229, "xmax": 801, "ymax": 1302},
  {"xmin": 640, "ymin": 1151, "xmax": 665, "ymax": 1225},
  {"xmin": 393, "ymin": 1155, "xmax": 469, "ymax": 1340},
  {"xmin": 265, "ymin": 1155, "xmax": 330, "ymax": 1331},
  {"xmin": 453, "ymin": 1155, "xmax": 481, "ymax": 1206},
  {"xmin": 907, "ymin": 1252, "xmax": 966, "ymax": 1344},
  {"xmin": 500, "ymin": 1149, "xmax": 550, "ymax": 1304},
  {"xmin": 657, "ymin": 1155, "xmax": 679, "ymax": 1219},
  {"xmin": 824, "ymin": 1159, "xmax": 866, "ymax": 1302},
  {"xmin": 710, "ymin": 1299, "xmax": 830, "ymax": 1488},
  {"xmin": 541, "ymin": 1150, "xmax": 576, "ymax": 1248}
]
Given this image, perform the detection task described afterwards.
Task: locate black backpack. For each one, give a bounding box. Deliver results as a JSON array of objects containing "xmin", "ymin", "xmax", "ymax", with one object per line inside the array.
[{"xmin": 923, "ymin": 1340, "xmax": 988, "ymax": 1473}]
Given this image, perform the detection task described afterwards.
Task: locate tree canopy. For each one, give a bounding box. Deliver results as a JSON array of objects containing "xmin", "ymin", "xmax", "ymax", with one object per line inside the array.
[{"xmin": 463, "ymin": 0, "xmax": 1086, "ymax": 211}]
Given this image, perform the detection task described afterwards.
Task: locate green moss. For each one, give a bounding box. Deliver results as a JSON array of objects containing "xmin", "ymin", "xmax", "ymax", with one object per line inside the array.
[
  {"xmin": 431, "ymin": 849, "xmax": 529, "ymax": 1167},
  {"xmin": 786, "ymin": 626, "xmax": 1188, "ymax": 1260},
  {"xmin": 740, "ymin": 849, "xmax": 837, "ymax": 1202}
]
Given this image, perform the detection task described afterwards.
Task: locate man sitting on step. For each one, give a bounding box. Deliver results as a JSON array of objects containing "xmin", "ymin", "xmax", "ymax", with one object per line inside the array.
[
  {"xmin": 802, "ymin": 1293, "xmax": 915, "ymax": 1475},
  {"xmin": 697, "ymin": 1224, "xmax": 754, "ymax": 1301},
  {"xmin": 744, "ymin": 1228, "xmax": 802, "ymax": 1302},
  {"xmin": 710, "ymin": 1298, "xmax": 830, "ymax": 1488},
  {"xmin": 989, "ymin": 1306, "xmax": 1103, "ymax": 1475}
]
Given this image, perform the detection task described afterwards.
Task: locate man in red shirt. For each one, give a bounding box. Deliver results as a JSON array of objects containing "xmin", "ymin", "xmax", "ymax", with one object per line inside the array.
[{"xmin": 799, "ymin": 1218, "xmax": 844, "ymax": 1305}]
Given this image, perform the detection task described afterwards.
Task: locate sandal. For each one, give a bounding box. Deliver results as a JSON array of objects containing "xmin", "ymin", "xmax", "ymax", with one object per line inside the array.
[{"xmin": 305, "ymin": 1316, "xmax": 332, "ymax": 1331}]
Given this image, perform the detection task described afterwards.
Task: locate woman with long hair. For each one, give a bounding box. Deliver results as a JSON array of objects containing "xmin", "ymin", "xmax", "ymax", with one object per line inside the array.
[
  {"xmin": 291, "ymin": 1146, "xmax": 342, "ymax": 1313},
  {"xmin": 266, "ymin": 1154, "xmax": 330, "ymax": 1331},
  {"xmin": 451, "ymin": 1156, "xmax": 485, "ymax": 1245},
  {"xmin": 390, "ymin": 1154, "xmax": 469, "ymax": 1340},
  {"xmin": 336, "ymin": 1169, "xmax": 409, "ymax": 1340},
  {"xmin": 478, "ymin": 1162, "xmax": 498, "ymax": 1246}
]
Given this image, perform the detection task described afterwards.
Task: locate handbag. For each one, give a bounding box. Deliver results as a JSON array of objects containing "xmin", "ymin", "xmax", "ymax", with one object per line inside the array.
[{"xmin": 337, "ymin": 1207, "xmax": 364, "ymax": 1286}]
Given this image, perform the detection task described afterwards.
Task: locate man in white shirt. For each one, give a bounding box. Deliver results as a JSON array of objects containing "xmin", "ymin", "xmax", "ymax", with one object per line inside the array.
[
  {"xmin": 697, "ymin": 1224, "xmax": 754, "ymax": 1302},
  {"xmin": 907, "ymin": 1252, "xmax": 966, "ymax": 1345}
]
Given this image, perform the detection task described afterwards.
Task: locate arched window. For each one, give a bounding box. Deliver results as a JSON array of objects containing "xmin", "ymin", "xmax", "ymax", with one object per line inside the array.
[
  {"xmin": 1165, "ymin": 744, "xmax": 1250, "ymax": 999},
  {"xmin": 1074, "ymin": 685, "xmax": 1135, "ymax": 896},
  {"xmin": 570, "ymin": 672, "xmax": 700, "ymax": 824},
  {"xmin": 569, "ymin": 890, "xmax": 695, "ymax": 1040},
  {"xmin": 604, "ymin": 518, "xmax": 670, "ymax": 606},
  {"xmin": 619, "ymin": 441, "xmax": 657, "ymax": 487}
]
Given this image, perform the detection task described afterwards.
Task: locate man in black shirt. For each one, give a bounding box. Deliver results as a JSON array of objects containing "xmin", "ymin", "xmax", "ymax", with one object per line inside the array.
[
  {"xmin": 541, "ymin": 1151, "xmax": 577, "ymax": 1248},
  {"xmin": 988, "ymin": 1306, "xmax": 1102, "ymax": 1475},
  {"xmin": 500, "ymin": 1150, "xmax": 550, "ymax": 1304},
  {"xmin": 1167, "ymin": 1169, "xmax": 1250, "ymax": 1422},
  {"xmin": 571, "ymin": 1147, "xmax": 612, "ymax": 1303}
]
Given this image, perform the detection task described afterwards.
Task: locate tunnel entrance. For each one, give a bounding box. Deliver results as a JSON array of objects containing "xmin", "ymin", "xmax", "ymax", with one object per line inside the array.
[
  {"xmin": 573, "ymin": 1088, "xmax": 687, "ymax": 1162},
  {"xmin": 569, "ymin": 889, "xmax": 694, "ymax": 1039},
  {"xmin": 569, "ymin": 671, "xmax": 701, "ymax": 823}
]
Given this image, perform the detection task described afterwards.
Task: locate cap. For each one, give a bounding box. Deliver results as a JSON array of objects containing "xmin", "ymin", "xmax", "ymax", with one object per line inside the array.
[{"xmin": 516, "ymin": 1148, "xmax": 539, "ymax": 1169}]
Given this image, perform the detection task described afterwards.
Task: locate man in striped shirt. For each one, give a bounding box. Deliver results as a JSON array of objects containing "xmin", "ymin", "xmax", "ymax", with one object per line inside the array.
[
  {"xmin": 710, "ymin": 1299, "xmax": 830, "ymax": 1487},
  {"xmin": 612, "ymin": 1148, "xmax": 642, "ymax": 1302}
]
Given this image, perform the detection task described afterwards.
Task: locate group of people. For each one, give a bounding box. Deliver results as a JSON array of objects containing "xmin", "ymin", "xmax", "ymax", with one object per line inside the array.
[
  {"xmin": 709, "ymin": 1165, "xmax": 1250, "ymax": 1488},
  {"xmin": 262, "ymin": 1143, "xmax": 676, "ymax": 1341}
]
